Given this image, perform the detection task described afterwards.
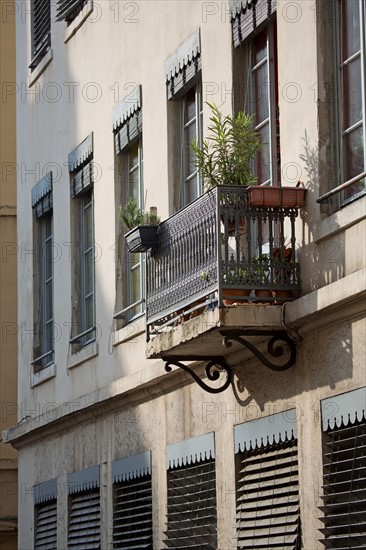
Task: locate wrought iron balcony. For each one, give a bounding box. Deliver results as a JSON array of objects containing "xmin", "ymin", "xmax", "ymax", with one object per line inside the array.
[{"xmin": 146, "ymin": 186, "xmax": 302, "ymax": 343}]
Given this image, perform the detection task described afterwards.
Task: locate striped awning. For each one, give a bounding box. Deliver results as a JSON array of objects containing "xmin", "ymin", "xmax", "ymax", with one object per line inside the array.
[{"xmin": 231, "ymin": 0, "xmax": 277, "ymax": 48}]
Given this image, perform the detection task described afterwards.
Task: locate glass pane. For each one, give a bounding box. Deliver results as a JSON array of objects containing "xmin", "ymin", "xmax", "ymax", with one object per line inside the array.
[
  {"xmin": 184, "ymin": 87, "xmax": 196, "ymax": 123},
  {"xmin": 253, "ymin": 62, "xmax": 269, "ymax": 126},
  {"xmin": 256, "ymin": 123, "xmax": 271, "ymax": 184},
  {"xmin": 342, "ymin": 56, "xmax": 362, "ymax": 130},
  {"xmin": 184, "ymin": 121, "xmax": 197, "ymax": 178},
  {"xmin": 45, "ymin": 321, "xmax": 53, "ymax": 352},
  {"xmin": 45, "ymin": 238, "xmax": 53, "ymax": 280},
  {"xmin": 45, "ymin": 281, "xmax": 53, "ymax": 322},
  {"xmin": 343, "ymin": 125, "xmax": 364, "ymax": 182},
  {"xmin": 131, "ymin": 265, "xmax": 141, "ymax": 304},
  {"xmin": 185, "ymin": 174, "xmax": 199, "ymax": 204},
  {"xmin": 129, "ymin": 253, "xmax": 140, "ymax": 268},
  {"xmin": 253, "ymin": 29, "xmax": 267, "ymax": 65},
  {"xmin": 85, "ymin": 295, "xmax": 94, "ymax": 329},
  {"xmin": 341, "ymin": 0, "xmax": 361, "ymax": 61},
  {"xmin": 129, "ymin": 141, "xmax": 139, "ymax": 171},
  {"xmin": 83, "ymin": 203, "xmax": 93, "ymax": 249},
  {"xmin": 129, "ymin": 166, "xmax": 140, "ymax": 205},
  {"xmin": 85, "ymin": 250, "xmax": 94, "ymax": 296}
]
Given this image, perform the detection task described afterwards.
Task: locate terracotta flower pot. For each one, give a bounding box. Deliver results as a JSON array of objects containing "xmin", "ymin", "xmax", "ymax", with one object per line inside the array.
[
  {"xmin": 255, "ymin": 289, "xmax": 272, "ymax": 304},
  {"xmin": 222, "ymin": 288, "xmax": 251, "ymax": 305},
  {"xmin": 247, "ymin": 186, "xmax": 306, "ymax": 208}
]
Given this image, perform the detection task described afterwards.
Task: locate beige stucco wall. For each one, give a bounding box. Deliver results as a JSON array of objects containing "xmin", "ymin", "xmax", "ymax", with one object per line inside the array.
[
  {"xmin": 0, "ymin": 0, "xmax": 18, "ymax": 547},
  {"xmin": 8, "ymin": 0, "xmax": 366, "ymax": 548}
]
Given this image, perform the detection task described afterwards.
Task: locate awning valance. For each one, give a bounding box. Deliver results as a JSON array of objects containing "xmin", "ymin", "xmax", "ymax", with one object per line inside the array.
[
  {"xmin": 234, "ymin": 409, "xmax": 298, "ymax": 453},
  {"xmin": 165, "ymin": 30, "xmax": 201, "ymax": 99},
  {"xmin": 321, "ymin": 387, "xmax": 366, "ymax": 431},
  {"xmin": 167, "ymin": 432, "xmax": 215, "ymax": 469},
  {"xmin": 112, "ymin": 451, "xmax": 151, "ymax": 483},
  {"xmin": 67, "ymin": 465, "xmax": 100, "ymax": 495},
  {"xmin": 231, "ymin": 0, "xmax": 277, "ymax": 48},
  {"xmin": 68, "ymin": 133, "xmax": 93, "ymax": 172},
  {"xmin": 31, "ymin": 172, "xmax": 53, "ymax": 219},
  {"xmin": 34, "ymin": 478, "xmax": 57, "ymax": 505}
]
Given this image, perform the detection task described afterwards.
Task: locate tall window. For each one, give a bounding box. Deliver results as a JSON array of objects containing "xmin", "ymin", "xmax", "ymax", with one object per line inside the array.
[
  {"xmin": 181, "ymin": 83, "xmax": 203, "ymax": 205},
  {"xmin": 67, "ymin": 466, "xmax": 100, "ymax": 549},
  {"xmin": 32, "ymin": 173, "xmax": 54, "ymax": 371},
  {"xmin": 125, "ymin": 139, "xmax": 144, "ymax": 320},
  {"xmin": 246, "ymin": 23, "xmax": 279, "ymax": 187},
  {"xmin": 165, "ymin": 30, "xmax": 202, "ymax": 210},
  {"xmin": 112, "ymin": 88, "xmax": 144, "ymax": 324},
  {"xmin": 69, "ymin": 134, "xmax": 96, "ymax": 349},
  {"xmin": 30, "ymin": 0, "xmax": 51, "ymax": 69},
  {"xmin": 335, "ymin": 0, "xmax": 366, "ymax": 203}
]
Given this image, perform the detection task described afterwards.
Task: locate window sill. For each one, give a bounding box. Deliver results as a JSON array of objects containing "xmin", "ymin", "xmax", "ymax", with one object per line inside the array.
[
  {"xmin": 28, "ymin": 49, "xmax": 53, "ymax": 87},
  {"xmin": 314, "ymin": 195, "xmax": 366, "ymax": 242},
  {"xmin": 112, "ymin": 316, "xmax": 145, "ymax": 347},
  {"xmin": 64, "ymin": 0, "xmax": 94, "ymax": 44},
  {"xmin": 68, "ymin": 341, "xmax": 98, "ymax": 370},
  {"xmin": 31, "ymin": 363, "xmax": 57, "ymax": 387}
]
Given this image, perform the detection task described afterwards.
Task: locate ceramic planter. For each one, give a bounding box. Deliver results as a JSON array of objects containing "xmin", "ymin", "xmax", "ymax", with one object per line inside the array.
[
  {"xmin": 247, "ymin": 186, "xmax": 306, "ymax": 208},
  {"xmin": 125, "ymin": 225, "xmax": 159, "ymax": 253},
  {"xmin": 222, "ymin": 288, "xmax": 251, "ymax": 305}
]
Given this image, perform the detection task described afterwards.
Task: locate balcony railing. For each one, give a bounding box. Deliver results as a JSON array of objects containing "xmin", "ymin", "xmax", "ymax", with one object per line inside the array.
[{"xmin": 146, "ymin": 186, "xmax": 301, "ymax": 339}]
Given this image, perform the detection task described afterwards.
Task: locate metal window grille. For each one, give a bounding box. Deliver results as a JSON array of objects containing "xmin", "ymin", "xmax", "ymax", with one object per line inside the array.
[
  {"xmin": 35, "ymin": 499, "xmax": 57, "ymax": 550},
  {"xmin": 30, "ymin": 0, "xmax": 51, "ymax": 68},
  {"xmin": 112, "ymin": 474, "xmax": 153, "ymax": 549},
  {"xmin": 68, "ymin": 490, "xmax": 100, "ymax": 549},
  {"xmin": 320, "ymin": 417, "xmax": 366, "ymax": 549},
  {"xmin": 236, "ymin": 438, "xmax": 301, "ymax": 549},
  {"xmin": 56, "ymin": 0, "xmax": 88, "ymax": 23},
  {"xmin": 164, "ymin": 458, "xmax": 217, "ymax": 549}
]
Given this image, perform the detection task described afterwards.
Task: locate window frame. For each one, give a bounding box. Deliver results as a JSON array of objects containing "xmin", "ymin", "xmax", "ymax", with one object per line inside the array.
[
  {"xmin": 245, "ymin": 19, "xmax": 279, "ymax": 188},
  {"xmin": 334, "ymin": 0, "xmax": 366, "ymax": 206},
  {"xmin": 79, "ymin": 189, "xmax": 95, "ymax": 347},
  {"xmin": 30, "ymin": 0, "xmax": 51, "ymax": 70},
  {"xmin": 180, "ymin": 81, "xmax": 203, "ymax": 206}
]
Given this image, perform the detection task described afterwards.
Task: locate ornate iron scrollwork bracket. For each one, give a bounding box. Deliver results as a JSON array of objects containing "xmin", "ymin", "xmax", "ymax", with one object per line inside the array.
[
  {"xmin": 162, "ymin": 356, "xmax": 232, "ymax": 394},
  {"xmin": 220, "ymin": 329, "xmax": 297, "ymax": 371}
]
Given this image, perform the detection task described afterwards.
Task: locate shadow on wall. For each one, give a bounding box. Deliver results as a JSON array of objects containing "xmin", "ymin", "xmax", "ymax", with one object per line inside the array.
[{"xmin": 298, "ymin": 130, "xmax": 344, "ymax": 294}]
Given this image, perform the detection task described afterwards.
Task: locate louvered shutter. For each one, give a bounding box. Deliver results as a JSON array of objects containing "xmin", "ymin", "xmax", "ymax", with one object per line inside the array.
[
  {"xmin": 164, "ymin": 458, "xmax": 217, "ymax": 549},
  {"xmin": 35, "ymin": 500, "xmax": 57, "ymax": 550},
  {"xmin": 165, "ymin": 30, "xmax": 201, "ymax": 100},
  {"xmin": 236, "ymin": 439, "xmax": 301, "ymax": 549},
  {"xmin": 114, "ymin": 111, "xmax": 142, "ymax": 155},
  {"xmin": 56, "ymin": 0, "xmax": 88, "ymax": 23},
  {"xmin": 69, "ymin": 133, "xmax": 94, "ymax": 198},
  {"xmin": 113, "ymin": 474, "xmax": 153, "ymax": 549},
  {"xmin": 320, "ymin": 388, "xmax": 366, "ymax": 549},
  {"xmin": 32, "ymin": 173, "xmax": 53, "ymax": 219},
  {"xmin": 30, "ymin": 0, "xmax": 51, "ymax": 68},
  {"xmin": 112, "ymin": 86, "xmax": 142, "ymax": 155},
  {"xmin": 68, "ymin": 490, "xmax": 100, "ymax": 549},
  {"xmin": 231, "ymin": 0, "xmax": 277, "ymax": 48}
]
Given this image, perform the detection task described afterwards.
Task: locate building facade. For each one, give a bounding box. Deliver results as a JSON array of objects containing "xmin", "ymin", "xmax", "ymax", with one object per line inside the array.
[
  {"xmin": 0, "ymin": 1, "xmax": 18, "ymax": 548},
  {"xmin": 3, "ymin": 0, "xmax": 366, "ymax": 549}
]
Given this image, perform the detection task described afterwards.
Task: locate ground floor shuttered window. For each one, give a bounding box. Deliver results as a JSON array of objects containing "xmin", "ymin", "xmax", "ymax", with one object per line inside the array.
[
  {"xmin": 112, "ymin": 474, "xmax": 153, "ymax": 549},
  {"xmin": 34, "ymin": 499, "xmax": 57, "ymax": 550},
  {"xmin": 320, "ymin": 417, "xmax": 366, "ymax": 548},
  {"xmin": 236, "ymin": 438, "xmax": 301, "ymax": 549},
  {"xmin": 68, "ymin": 490, "xmax": 100, "ymax": 549},
  {"xmin": 164, "ymin": 458, "xmax": 217, "ymax": 549}
]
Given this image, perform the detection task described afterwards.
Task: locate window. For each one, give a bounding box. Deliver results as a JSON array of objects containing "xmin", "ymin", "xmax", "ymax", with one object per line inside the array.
[
  {"xmin": 112, "ymin": 452, "xmax": 152, "ymax": 548},
  {"xmin": 181, "ymin": 82, "xmax": 203, "ymax": 205},
  {"xmin": 32, "ymin": 173, "xmax": 54, "ymax": 371},
  {"xmin": 33, "ymin": 479, "xmax": 57, "ymax": 550},
  {"xmin": 234, "ymin": 412, "xmax": 301, "ymax": 549},
  {"xmin": 56, "ymin": 0, "xmax": 89, "ymax": 24},
  {"xmin": 67, "ymin": 466, "xmax": 100, "ymax": 549},
  {"xmin": 30, "ymin": 0, "xmax": 51, "ymax": 69},
  {"xmin": 164, "ymin": 433, "xmax": 217, "ymax": 548},
  {"xmin": 165, "ymin": 30, "xmax": 203, "ymax": 209},
  {"xmin": 232, "ymin": 0, "xmax": 278, "ymax": 187},
  {"xmin": 334, "ymin": 0, "xmax": 366, "ymax": 204},
  {"xmin": 113, "ymin": 86, "xmax": 144, "ymax": 324},
  {"xmin": 320, "ymin": 388, "xmax": 366, "ymax": 548},
  {"xmin": 69, "ymin": 134, "xmax": 96, "ymax": 349}
]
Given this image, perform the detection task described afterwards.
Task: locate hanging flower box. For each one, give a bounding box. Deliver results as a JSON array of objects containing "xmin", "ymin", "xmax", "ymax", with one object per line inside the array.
[
  {"xmin": 247, "ymin": 186, "xmax": 307, "ymax": 208},
  {"xmin": 125, "ymin": 225, "xmax": 159, "ymax": 253}
]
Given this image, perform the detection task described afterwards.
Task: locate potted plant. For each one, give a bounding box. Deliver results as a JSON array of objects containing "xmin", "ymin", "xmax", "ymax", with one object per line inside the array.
[
  {"xmin": 271, "ymin": 246, "xmax": 295, "ymax": 302},
  {"xmin": 192, "ymin": 103, "xmax": 306, "ymax": 209},
  {"xmin": 120, "ymin": 198, "xmax": 160, "ymax": 253}
]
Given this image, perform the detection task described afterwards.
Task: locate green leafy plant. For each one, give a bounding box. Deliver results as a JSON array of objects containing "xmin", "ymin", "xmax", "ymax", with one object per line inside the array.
[
  {"xmin": 191, "ymin": 102, "xmax": 261, "ymax": 191},
  {"xmin": 120, "ymin": 199, "xmax": 160, "ymax": 230}
]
